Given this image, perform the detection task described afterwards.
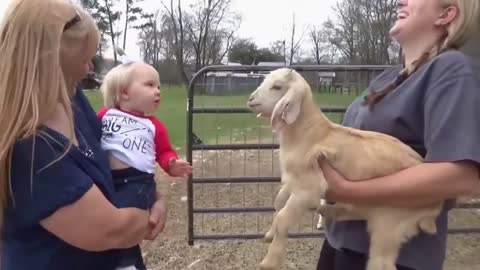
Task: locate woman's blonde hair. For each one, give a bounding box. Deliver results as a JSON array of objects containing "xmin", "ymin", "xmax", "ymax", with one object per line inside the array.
[
  {"xmin": 365, "ymin": 0, "xmax": 480, "ymax": 108},
  {"xmin": 0, "ymin": 0, "xmax": 99, "ymax": 227},
  {"xmin": 100, "ymin": 63, "xmax": 139, "ymax": 108}
]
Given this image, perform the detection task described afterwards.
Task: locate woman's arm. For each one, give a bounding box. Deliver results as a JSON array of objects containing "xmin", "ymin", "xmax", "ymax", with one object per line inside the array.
[
  {"xmin": 40, "ymin": 184, "xmax": 152, "ymax": 252},
  {"xmin": 325, "ymin": 59, "xmax": 480, "ymax": 208},
  {"xmin": 322, "ymin": 160, "xmax": 479, "ymax": 208}
]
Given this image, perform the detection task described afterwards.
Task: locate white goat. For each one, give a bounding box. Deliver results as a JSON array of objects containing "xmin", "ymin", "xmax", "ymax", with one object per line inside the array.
[{"xmin": 246, "ymin": 68, "xmax": 443, "ymax": 270}]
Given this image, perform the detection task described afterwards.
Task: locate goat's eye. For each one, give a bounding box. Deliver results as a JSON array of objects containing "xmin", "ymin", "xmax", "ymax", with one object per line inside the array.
[{"xmin": 271, "ymin": 85, "xmax": 282, "ymax": 90}]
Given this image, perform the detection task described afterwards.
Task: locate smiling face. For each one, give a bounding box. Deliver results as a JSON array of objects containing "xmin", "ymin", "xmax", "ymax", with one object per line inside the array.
[
  {"xmin": 119, "ymin": 63, "xmax": 161, "ymax": 115},
  {"xmin": 390, "ymin": 0, "xmax": 454, "ymax": 45}
]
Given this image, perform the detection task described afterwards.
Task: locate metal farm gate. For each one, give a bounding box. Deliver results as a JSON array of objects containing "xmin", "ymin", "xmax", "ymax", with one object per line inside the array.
[{"xmin": 185, "ymin": 65, "xmax": 480, "ymax": 245}]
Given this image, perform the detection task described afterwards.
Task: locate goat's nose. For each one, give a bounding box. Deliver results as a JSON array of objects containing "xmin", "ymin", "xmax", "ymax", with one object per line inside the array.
[{"xmin": 248, "ymin": 95, "xmax": 254, "ymax": 102}]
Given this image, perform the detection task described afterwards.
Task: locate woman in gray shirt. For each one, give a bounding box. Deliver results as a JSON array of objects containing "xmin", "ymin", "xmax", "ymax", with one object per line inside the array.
[{"xmin": 317, "ymin": 0, "xmax": 480, "ymax": 270}]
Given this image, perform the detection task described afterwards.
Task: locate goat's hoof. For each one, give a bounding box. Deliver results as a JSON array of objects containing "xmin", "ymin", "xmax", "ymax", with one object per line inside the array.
[{"xmin": 258, "ymin": 260, "xmax": 279, "ymax": 270}]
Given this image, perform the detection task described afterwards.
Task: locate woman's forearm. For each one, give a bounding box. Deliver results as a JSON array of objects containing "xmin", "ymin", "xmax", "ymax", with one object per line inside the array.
[
  {"xmin": 336, "ymin": 161, "xmax": 479, "ymax": 208},
  {"xmin": 41, "ymin": 185, "xmax": 152, "ymax": 252},
  {"xmin": 106, "ymin": 208, "xmax": 151, "ymax": 249}
]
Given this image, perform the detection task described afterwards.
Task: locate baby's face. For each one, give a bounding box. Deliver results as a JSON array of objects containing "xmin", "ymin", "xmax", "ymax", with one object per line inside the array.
[{"xmin": 122, "ymin": 63, "xmax": 161, "ymax": 115}]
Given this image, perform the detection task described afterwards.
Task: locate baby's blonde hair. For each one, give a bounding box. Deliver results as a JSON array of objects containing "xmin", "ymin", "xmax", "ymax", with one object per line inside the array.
[
  {"xmin": 0, "ymin": 0, "xmax": 99, "ymax": 229},
  {"xmin": 100, "ymin": 61, "xmax": 159, "ymax": 108},
  {"xmin": 100, "ymin": 62, "xmax": 141, "ymax": 108}
]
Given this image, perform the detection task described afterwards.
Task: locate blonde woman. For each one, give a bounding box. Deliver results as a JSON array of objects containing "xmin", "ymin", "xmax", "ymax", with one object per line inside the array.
[
  {"xmin": 316, "ymin": 0, "xmax": 480, "ymax": 270},
  {"xmin": 0, "ymin": 1, "xmax": 166, "ymax": 269}
]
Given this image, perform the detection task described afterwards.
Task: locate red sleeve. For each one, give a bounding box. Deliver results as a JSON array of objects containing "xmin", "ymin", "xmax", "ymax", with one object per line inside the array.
[
  {"xmin": 96, "ymin": 107, "xmax": 110, "ymax": 120},
  {"xmin": 150, "ymin": 117, "xmax": 178, "ymax": 176}
]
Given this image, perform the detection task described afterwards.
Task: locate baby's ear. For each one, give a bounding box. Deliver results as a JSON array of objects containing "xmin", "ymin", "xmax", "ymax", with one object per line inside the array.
[{"xmin": 119, "ymin": 87, "xmax": 129, "ymax": 101}]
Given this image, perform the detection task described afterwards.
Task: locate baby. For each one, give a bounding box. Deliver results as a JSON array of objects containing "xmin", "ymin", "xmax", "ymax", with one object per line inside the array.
[{"xmin": 97, "ymin": 53, "xmax": 192, "ymax": 270}]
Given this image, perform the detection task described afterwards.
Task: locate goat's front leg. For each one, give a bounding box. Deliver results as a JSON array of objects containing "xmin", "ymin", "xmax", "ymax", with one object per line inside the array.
[
  {"xmin": 264, "ymin": 184, "xmax": 290, "ymax": 243},
  {"xmin": 259, "ymin": 191, "xmax": 320, "ymax": 270}
]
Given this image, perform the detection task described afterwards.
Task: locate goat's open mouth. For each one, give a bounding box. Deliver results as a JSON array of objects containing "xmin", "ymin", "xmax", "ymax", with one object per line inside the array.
[
  {"xmin": 247, "ymin": 103, "xmax": 262, "ymax": 113},
  {"xmin": 246, "ymin": 102, "xmax": 265, "ymax": 118}
]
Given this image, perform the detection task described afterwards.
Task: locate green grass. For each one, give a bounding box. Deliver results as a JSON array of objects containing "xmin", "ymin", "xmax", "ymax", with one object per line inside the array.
[{"xmin": 84, "ymin": 85, "xmax": 358, "ymax": 150}]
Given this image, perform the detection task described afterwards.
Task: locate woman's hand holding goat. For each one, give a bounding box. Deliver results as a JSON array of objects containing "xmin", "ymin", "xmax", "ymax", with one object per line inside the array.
[
  {"xmin": 319, "ymin": 159, "xmax": 479, "ymax": 209},
  {"xmin": 317, "ymin": 158, "xmax": 350, "ymax": 203}
]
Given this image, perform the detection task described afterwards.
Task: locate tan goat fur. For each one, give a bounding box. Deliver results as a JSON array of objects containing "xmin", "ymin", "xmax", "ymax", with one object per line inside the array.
[{"xmin": 246, "ymin": 68, "xmax": 443, "ymax": 270}]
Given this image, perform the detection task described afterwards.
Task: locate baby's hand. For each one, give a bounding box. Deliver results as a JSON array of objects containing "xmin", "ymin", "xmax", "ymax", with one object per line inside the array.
[{"xmin": 168, "ymin": 158, "xmax": 193, "ymax": 178}]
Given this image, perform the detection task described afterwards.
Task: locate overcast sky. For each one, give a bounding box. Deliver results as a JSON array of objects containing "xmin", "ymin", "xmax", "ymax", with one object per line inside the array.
[{"xmin": 0, "ymin": 0, "xmax": 338, "ymax": 58}]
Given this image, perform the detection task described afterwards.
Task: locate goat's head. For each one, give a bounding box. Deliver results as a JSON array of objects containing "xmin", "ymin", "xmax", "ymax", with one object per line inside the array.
[{"xmin": 247, "ymin": 68, "xmax": 309, "ymax": 131}]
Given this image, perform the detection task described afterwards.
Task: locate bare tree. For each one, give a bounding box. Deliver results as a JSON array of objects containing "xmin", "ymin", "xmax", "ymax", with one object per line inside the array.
[
  {"xmin": 123, "ymin": 0, "xmax": 146, "ymax": 50},
  {"xmin": 184, "ymin": 0, "xmax": 240, "ymax": 70},
  {"xmin": 81, "ymin": 0, "xmax": 122, "ymax": 62},
  {"xmin": 80, "ymin": 0, "xmax": 110, "ymax": 57},
  {"xmin": 269, "ymin": 40, "xmax": 287, "ymax": 65},
  {"xmin": 103, "ymin": 0, "xmax": 122, "ymax": 62},
  {"xmin": 323, "ymin": 0, "xmax": 397, "ymax": 64},
  {"xmin": 309, "ymin": 26, "xmax": 336, "ymax": 64},
  {"xmin": 161, "ymin": 0, "xmax": 189, "ymax": 85},
  {"xmin": 160, "ymin": 0, "xmax": 240, "ymax": 84},
  {"xmin": 137, "ymin": 12, "xmax": 163, "ymax": 68},
  {"xmin": 288, "ymin": 13, "xmax": 304, "ymax": 65}
]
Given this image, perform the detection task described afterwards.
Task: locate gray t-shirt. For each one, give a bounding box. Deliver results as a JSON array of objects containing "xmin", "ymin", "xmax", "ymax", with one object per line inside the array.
[{"xmin": 325, "ymin": 50, "xmax": 480, "ymax": 270}]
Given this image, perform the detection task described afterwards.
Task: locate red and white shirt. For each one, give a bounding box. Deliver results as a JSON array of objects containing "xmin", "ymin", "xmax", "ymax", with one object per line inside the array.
[{"xmin": 97, "ymin": 108, "xmax": 178, "ymax": 175}]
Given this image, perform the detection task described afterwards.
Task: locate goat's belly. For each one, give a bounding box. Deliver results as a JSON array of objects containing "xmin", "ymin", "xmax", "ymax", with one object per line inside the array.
[
  {"xmin": 334, "ymin": 154, "xmax": 421, "ymax": 181},
  {"xmin": 346, "ymin": 204, "xmax": 442, "ymax": 235},
  {"xmin": 361, "ymin": 205, "xmax": 440, "ymax": 219},
  {"xmin": 282, "ymin": 170, "xmax": 327, "ymax": 194}
]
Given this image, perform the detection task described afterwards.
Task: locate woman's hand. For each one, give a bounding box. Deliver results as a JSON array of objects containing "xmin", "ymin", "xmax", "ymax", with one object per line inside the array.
[
  {"xmin": 318, "ymin": 158, "xmax": 352, "ymax": 202},
  {"xmin": 145, "ymin": 192, "xmax": 167, "ymax": 240}
]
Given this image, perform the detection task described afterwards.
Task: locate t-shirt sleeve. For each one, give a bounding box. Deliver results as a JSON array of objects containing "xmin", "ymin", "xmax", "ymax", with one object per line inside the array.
[
  {"xmin": 150, "ymin": 117, "xmax": 178, "ymax": 175},
  {"xmin": 96, "ymin": 107, "xmax": 110, "ymax": 120},
  {"xmin": 423, "ymin": 72, "xmax": 480, "ymax": 164},
  {"xmin": 9, "ymin": 137, "xmax": 94, "ymax": 226}
]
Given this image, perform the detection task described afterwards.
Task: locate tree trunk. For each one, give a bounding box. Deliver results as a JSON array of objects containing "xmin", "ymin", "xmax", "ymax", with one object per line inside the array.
[
  {"xmin": 123, "ymin": 0, "xmax": 129, "ymax": 50},
  {"xmin": 104, "ymin": 0, "xmax": 117, "ymax": 62}
]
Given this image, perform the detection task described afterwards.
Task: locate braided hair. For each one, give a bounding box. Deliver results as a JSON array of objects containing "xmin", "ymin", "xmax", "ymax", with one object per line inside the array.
[{"xmin": 363, "ymin": 38, "xmax": 452, "ymax": 110}]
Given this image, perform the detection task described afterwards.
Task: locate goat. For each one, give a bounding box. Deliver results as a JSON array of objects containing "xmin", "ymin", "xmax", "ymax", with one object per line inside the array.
[{"xmin": 246, "ymin": 68, "xmax": 443, "ymax": 270}]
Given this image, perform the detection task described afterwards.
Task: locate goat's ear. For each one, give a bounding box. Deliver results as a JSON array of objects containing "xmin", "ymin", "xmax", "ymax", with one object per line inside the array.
[{"xmin": 271, "ymin": 89, "xmax": 302, "ymax": 131}]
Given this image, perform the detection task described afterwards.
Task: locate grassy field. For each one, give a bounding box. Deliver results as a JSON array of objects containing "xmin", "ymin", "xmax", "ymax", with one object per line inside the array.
[{"xmin": 84, "ymin": 85, "xmax": 358, "ymax": 150}]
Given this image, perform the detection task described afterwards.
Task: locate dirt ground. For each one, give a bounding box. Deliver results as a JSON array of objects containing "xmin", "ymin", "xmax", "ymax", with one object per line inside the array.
[{"xmin": 142, "ymin": 150, "xmax": 480, "ymax": 270}]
